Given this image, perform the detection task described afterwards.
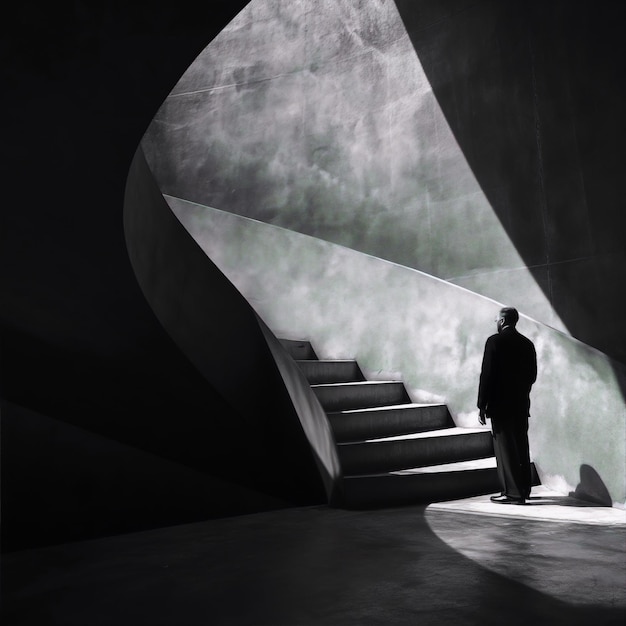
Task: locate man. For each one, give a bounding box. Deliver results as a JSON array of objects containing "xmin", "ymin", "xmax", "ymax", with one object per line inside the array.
[{"xmin": 478, "ymin": 307, "xmax": 537, "ymax": 504}]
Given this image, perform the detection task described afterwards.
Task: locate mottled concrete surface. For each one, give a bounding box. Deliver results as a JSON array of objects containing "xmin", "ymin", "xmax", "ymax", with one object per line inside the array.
[
  {"xmin": 141, "ymin": 0, "xmax": 560, "ymax": 331},
  {"xmin": 168, "ymin": 199, "xmax": 625, "ymax": 507},
  {"xmin": 141, "ymin": 0, "xmax": 626, "ymax": 361},
  {"xmin": 2, "ymin": 503, "xmax": 624, "ymax": 625},
  {"xmin": 138, "ymin": 0, "xmax": 626, "ymax": 501}
]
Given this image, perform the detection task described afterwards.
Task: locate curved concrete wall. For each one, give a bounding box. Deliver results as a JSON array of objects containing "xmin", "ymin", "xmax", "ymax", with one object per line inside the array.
[
  {"xmin": 137, "ymin": 0, "xmax": 625, "ymax": 507},
  {"xmin": 142, "ymin": 0, "xmax": 560, "ymax": 332},
  {"xmin": 141, "ymin": 0, "xmax": 626, "ymax": 363},
  {"xmin": 124, "ymin": 147, "xmax": 342, "ymax": 505},
  {"xmin": 168, "ymin": 197, "xmax": 626, "ymax": 508}
]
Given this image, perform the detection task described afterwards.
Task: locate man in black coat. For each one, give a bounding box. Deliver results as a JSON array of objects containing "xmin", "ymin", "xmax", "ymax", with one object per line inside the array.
[{"xmin": 478, "ymin": 307, "xmax": 537, "ymax": 504}]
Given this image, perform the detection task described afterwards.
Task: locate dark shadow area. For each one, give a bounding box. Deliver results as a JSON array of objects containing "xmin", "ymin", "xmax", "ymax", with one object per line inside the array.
[
  {"xmin": 1, "ymin": 400, "xmax": 290, "ymax": 553},
  {"xmin": 393, "ymin": 0, "xmax": 626, "ymax": 402},
  {"xmin": 0, "ymin": 1, "xmax": 331, "ymax": 553},
  {"xmin": 123, "ymin": 146, "xmax": 337, "ymax": 504},
  {"xmin": 568, "ymin": 463, "xmax": 613, "ymax": 506},
  {"xmin": 2, "ymin": 505, "xmax": 624, "ymax": 625}
]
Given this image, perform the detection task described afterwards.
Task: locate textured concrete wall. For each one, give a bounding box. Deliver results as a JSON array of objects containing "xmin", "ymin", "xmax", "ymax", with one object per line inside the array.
[
  {"xmin": 169, "ymin": 199, "xmax": 626, "ymax": 507},
  {"xmin": 142, "ymin": 0, "xmax": 626, "ymax": 363},
  {"xmin": 139, "ymin": 0, "xmax": 626, "ymax": 505}
]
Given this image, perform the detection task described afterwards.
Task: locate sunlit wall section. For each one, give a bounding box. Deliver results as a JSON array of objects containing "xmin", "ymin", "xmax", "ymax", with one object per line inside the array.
[
  {"xmin": 142, "ymin": 0, "xmax": 566, "ymax": 334},
  {"xmin": 139, "ymin": 0, "xmax": 626, "ymax": 506},
  {"xmin": 168, "ymin": 198, "xmax": 626, "ymax": 508}
]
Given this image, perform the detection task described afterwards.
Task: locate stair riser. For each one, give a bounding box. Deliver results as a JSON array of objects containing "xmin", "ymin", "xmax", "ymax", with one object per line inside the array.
[
  {"xmin": 279, "ymin": 339, "xmax": 317, "ymax": 360},
  {"xmin": 343, "ymin": 468, "xmax": 500, "ymax": 508},
  {"xmin": 341, "ymin": 464, "xmax": 541, "ymax": 509},
  {"xmin": 329, "ymin": 405, "xmax": 452, "ymax": 443},
  {"xmin": 338, "ymin": 432, "xmax": 494, "ymax": 475},
  {"xmin": 297, "ymin": 361, "xmax": 364, "ymax": 384},
  {"xmin": 312, "ymin": 383, "xmax": 410, "ymax": 412}
]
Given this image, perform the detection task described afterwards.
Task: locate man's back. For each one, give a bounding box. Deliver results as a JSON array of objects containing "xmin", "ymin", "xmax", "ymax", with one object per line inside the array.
[{"xmin": 478, "ymin": 327, "xmax": 537, "ymax": 418}]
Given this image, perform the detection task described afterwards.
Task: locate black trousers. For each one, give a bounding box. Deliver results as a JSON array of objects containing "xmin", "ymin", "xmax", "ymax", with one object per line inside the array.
[{"xmin": 491, "ymin": 415, "xmax": 531, "ymax": 499}]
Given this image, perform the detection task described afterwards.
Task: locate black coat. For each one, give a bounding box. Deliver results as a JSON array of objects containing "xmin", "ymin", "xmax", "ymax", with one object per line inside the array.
[{"xmin": 478, "ymin": 326, "xmax": 537, "ymax": 419}]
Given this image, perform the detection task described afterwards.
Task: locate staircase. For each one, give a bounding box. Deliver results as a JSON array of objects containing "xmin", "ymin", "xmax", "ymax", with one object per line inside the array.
[{"xmin": 280, "ymin": 338, "xmax": 538, "ymax": 508}]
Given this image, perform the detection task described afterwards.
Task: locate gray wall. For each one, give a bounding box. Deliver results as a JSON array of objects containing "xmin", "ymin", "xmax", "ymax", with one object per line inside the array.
[{"xmin": 143, "ymin": 0, "xmax": 626, "ymax": 364}]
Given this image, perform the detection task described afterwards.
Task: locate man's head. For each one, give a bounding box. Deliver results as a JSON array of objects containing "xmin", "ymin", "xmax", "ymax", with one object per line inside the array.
[{"xmin": 496, "ymin": 307, "xmax": 519, "ymax": 333}]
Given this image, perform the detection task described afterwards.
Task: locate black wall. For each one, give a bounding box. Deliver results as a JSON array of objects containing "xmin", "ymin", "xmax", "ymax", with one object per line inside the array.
[
  {"xmin": 395, "ymin": 0, "xmax": 626, "ymax": 364},
  {"xmin": 1, "ymin": 1, "xmax": 330, "ymax": 553}
]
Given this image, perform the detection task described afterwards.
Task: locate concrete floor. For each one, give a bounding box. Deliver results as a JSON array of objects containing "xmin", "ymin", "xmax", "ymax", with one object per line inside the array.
[{"xmin": 2, "ymin": 488, "xmax": 625, "ymax": 626}]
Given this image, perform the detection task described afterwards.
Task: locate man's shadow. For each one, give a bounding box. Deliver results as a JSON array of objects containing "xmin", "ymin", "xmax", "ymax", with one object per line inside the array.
[{"xmin": 526, "ymin": 464, "xmax": 613, "ymax": 507}]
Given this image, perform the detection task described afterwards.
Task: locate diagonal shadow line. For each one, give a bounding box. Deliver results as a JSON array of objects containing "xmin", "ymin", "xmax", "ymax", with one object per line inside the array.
[
  {"xmin": 392, "ymin": 0, "xmax": 626, "ymax": 408},
  {"xmin": 423, "ymin": 505, "xmax": 626, "ymax": 619}
]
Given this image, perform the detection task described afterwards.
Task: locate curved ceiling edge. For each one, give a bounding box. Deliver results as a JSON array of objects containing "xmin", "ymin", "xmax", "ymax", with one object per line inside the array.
[{"xmin": 123, "ymin": 144, "xmax": 342, "ymax": 506}]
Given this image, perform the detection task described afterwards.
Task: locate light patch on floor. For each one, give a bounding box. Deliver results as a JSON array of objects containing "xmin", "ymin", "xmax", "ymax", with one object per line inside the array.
[
  {"xmin": 425, "ymin": 500, "xmax": 626, "ymax": 608},
  {"xmin": 427, "ymin": 485, "xmax": 626, "ymax": 526}
]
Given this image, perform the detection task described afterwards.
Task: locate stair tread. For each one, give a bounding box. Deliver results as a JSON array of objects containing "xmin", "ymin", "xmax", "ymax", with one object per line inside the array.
[
  {"xmin": 339, "ymin": 426, "xmax": 490, "ymax": 445},
  {"xmin": 296, "ymin": 359, "xmax": 358, "ymax": 364},
  {"xmin": 328, "ymin": 402, "xmax": 445, "ymax": 415},
  {"xmin": 392, "ymin": 456, "xmax": 497, "ymax": 474},
  {"xmin": 346, "ymin": 456, "xmax": 540, "ymax": 478},
  {"xmin": 345, "ymin": 456, "xmax": 498, "ymax": 478},
  {"xmin": 311, "ymin": 380, "xmax": 402, "ymax": 388}
]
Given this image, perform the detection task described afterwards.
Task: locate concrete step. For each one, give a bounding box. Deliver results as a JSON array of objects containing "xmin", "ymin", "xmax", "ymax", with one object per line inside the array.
[
  {"xmin": 311, "ymin": 381, "xmax": 411, "ymax": 412},
  {"xmin": 296, "ymin": 360, "xmax": 365, "ymax": 385},
  {"xmin": 279, "ymin": 339, "xmax": 317, "ymax": 360},
  {"xmin": 342, "ymin": 458, "xmax": 542, "ymax": 509},
  {"xmin": 337, "ymin": 427, "xmax": 494, "ymax": 475},
  {"xmin": 328, "ymin": 403, "xmax": 453, "ymax": 443}
]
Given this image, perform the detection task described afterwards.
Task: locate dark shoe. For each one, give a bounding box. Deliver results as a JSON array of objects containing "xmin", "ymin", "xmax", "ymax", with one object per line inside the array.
[{"xmin": 490, "ymin": 495, "xmax": 525, "ymax": 505}]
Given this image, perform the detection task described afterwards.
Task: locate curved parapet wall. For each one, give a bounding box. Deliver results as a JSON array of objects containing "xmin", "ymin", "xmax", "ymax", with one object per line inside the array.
[
  {"xmin": 123, "ymin": 147, "xmax": 342, "ymax": 505},
  {"xmin": 168, "ymin": 196, "xmax": 626, "ymax": 508}
]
